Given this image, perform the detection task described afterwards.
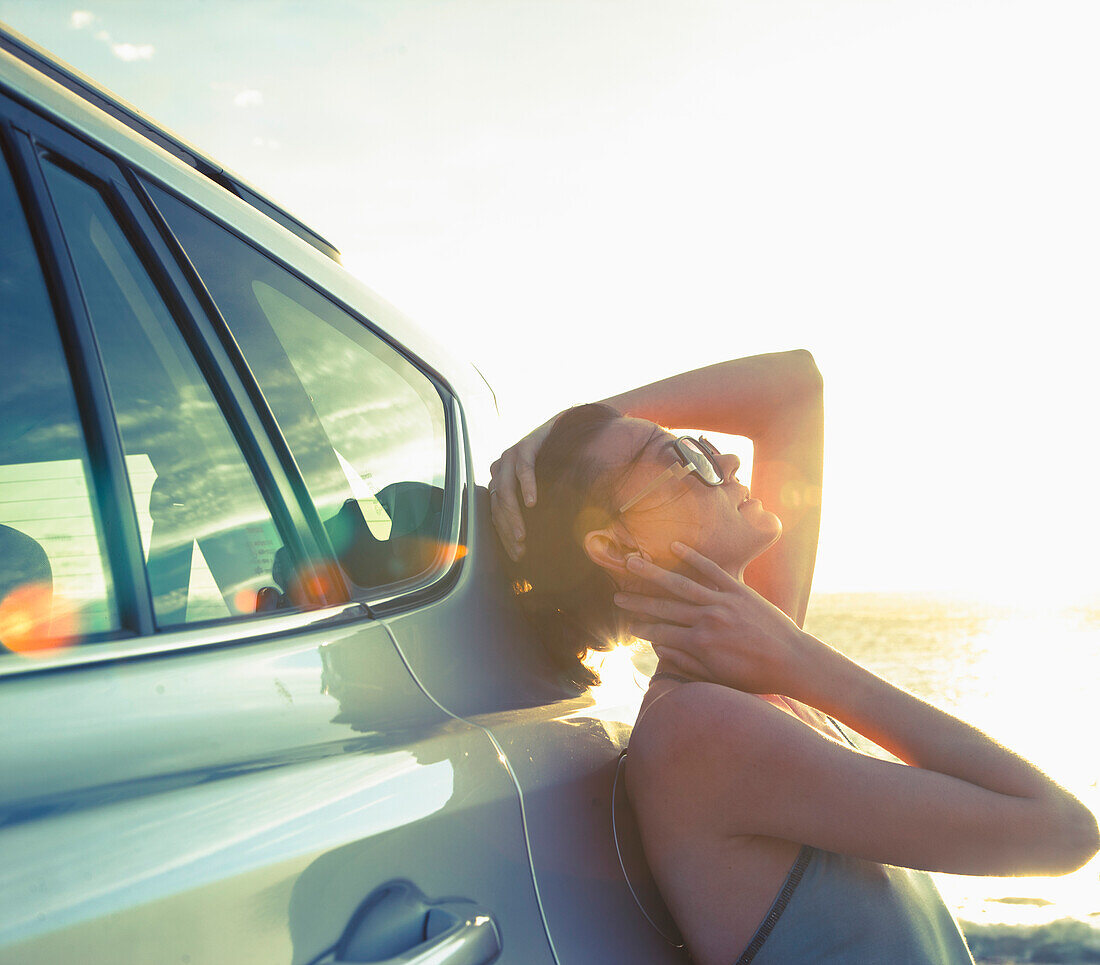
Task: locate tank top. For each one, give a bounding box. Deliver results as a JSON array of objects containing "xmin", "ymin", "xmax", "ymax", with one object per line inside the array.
[
  {"xmin": 736, "ymin": 845, "xmax": 974, "ymax": 964},
  {"xmin": 636, "ymin": 674, "xmax": 975, "ymax": 964}
]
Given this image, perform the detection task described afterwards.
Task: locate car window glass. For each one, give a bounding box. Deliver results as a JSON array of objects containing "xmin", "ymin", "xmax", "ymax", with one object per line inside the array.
[
  {"xmin": 41, "ymin": 159, "xmax": 287, "ymax": 627},
  {"xmin": 147, "ymin": 184, "xmax": 452, "ymax": 595},
  {"xmin": 0, "ymin": 146, "xmax": 118, "ymax": 656}
]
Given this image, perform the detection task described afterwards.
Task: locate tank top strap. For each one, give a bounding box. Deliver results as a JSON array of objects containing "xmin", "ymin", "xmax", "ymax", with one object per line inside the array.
[{"xmin": 634, "ymin": 671, "xmax": 696, "ymax": 730}]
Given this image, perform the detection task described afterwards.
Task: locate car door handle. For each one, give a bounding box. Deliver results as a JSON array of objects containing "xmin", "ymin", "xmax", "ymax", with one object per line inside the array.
[
  {"xmin": 317, "ymin": 881, "xmax": 501, "ymax": 965},
  {"xmin": 332, "ymin": 905, "xmax": 499, "ymax": 965}
]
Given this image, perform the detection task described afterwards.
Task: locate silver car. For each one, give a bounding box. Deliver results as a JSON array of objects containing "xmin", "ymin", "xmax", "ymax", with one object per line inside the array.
[{"xmin": 0, "ymin": 24, "xmax": 688, "ymax": 965}]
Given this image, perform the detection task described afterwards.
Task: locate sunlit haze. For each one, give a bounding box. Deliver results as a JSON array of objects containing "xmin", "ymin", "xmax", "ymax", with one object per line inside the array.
[{"xmin": 4, "ymin": 1, "xmax": 1097, "ymax": 599}]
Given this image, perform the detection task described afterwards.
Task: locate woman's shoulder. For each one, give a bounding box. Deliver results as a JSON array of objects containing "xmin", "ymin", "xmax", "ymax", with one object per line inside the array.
[
  {"xmin": 628, "ymin": 681, "xmax": 776, "ymax": 785},
  {"xmin": 625, "ymin": 681, "xmax": 812, "ymax": 856}
]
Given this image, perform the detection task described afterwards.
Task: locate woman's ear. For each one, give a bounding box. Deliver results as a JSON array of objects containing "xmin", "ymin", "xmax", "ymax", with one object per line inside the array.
[{"xmin": 582, "ymin": 527, "xmax": 640, "ymax": 576}]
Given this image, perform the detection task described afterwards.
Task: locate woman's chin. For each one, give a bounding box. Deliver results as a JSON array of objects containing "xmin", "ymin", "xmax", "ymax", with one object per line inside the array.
[
  {"xmin": 742, "ymin": 514, "xmax": 783, "ymax": 563},
  {"xmin": 675, "ymin": 511, "xmax": 782, "ymax": 573},
  {"xmin": 749, "ymin": 505, "xmax": 783, "ymax": 541},
  {"xmin": 708, "ymin": 542, "xmax": 764, "ymax": 577}
]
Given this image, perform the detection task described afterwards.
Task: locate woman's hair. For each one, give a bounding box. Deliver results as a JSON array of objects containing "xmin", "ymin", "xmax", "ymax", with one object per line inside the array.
[{"xmin": 512, "ymin": 403, "xmax": 644, "ymax": 688}]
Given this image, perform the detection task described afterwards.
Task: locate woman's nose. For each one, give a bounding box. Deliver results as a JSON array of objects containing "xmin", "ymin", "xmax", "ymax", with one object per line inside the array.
[{"xmin": 719, "ymin": 452, "xmax": 740, "ymax": 480}]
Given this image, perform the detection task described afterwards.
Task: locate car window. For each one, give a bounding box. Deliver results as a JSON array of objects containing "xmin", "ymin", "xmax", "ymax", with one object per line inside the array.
[
  {"xmin": 40, "ymin": 159, "xmax": 287, "ymax": 627},
  {"xmin": 146, "ymin": 184, "xmax": 453, "ymax": 597},
  {"xmin": 0, "ymin": 144, "xmax": 119, "ymax": 656}
]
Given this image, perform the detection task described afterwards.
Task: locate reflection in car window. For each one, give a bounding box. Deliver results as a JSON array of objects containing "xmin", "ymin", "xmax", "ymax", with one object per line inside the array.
[
  {"xmin": 147, "ymin": 184, "xmax": 451, "ymax": 595},
  {"xmin": 0, "ymin": 147, "xmax": 118, "ymax": 656},
  {"xmin": 41, "ymin": 160, "xmax": 286, "ymax": 627}
]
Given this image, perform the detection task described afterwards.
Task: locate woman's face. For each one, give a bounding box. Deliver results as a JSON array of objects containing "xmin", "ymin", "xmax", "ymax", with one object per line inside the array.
[{"xmin": 588, "ymin": 418, "xmax": 781, "ymax": 577}]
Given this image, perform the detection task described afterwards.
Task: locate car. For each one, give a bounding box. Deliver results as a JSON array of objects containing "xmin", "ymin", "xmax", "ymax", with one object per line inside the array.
[{"xmin": 0, "ymin": 23, "xmax": 689, "ymax": 965}]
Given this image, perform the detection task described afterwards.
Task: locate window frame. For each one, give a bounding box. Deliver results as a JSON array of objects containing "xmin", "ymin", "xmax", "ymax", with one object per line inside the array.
[
  {"xmin": 0, "ymin": 112, "xmax": 150, "ymax": 643},
  {"xmin": 0, "ymin": 90, "xmax": 469, "ymax": 677},
  {"xmin": 135, "ymin": 173, "xmax": 469, "ymax": 614}
]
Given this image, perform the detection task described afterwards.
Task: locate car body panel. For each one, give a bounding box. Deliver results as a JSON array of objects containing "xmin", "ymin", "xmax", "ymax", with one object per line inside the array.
[{"xmin": 0, "ymin": 612, "xmax": 553, "ymax": 964}]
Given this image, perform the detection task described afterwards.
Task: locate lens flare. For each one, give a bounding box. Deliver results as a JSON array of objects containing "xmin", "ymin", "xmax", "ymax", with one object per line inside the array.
[
  {"xmin": 429, "ymin": 540, "xmax": 467, "ymax": 564},
  {"xmin": 300, "ymin": 566, "xmax": 338, "ymax": 605},
  {"xmin": 0, "ymin": 581, "xmax": 70, "ymax": 655},
  {"xmin": 233, "ymin": 588, "xmax": 259, "ymax": 614}
]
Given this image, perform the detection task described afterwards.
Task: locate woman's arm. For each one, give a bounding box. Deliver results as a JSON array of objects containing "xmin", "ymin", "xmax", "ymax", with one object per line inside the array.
[
  {"xmin": 599, "ymin": 350, "xmax": 823, "ymax": 626},
  {"xmin": 489, "ymin": 350, "xmax": 824, "ymax": 624},
  {"xmin": 620, "ymin": 548, "xmax": 1100, "ymax": 877}
]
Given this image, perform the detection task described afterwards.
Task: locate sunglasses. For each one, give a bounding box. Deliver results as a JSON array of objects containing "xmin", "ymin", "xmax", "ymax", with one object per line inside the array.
[{"xmin": 616, "ymin": 436, "xmax": 724, "ymax": 514}]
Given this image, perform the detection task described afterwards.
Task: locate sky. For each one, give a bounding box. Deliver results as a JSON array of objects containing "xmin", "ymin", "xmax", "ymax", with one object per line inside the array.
[{"xmin": 2, "ymin": 1, "xmax": 1098, "ymax": 598}]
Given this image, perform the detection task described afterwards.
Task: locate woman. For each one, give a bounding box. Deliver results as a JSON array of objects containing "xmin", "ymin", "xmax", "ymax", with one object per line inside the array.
[{"xmin": 488, "ymin": 351, "xmax": 1098, "ymax": 965}]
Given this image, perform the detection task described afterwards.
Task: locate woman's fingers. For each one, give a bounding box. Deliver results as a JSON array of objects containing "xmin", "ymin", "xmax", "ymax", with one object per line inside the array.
[
  {"xmin": 514, "ymin": 447, "xmax": 538, "ymax": 509},
  {"xmin": 615, "ymin": 591, "xmax": 698, "ymax": 626},
  {"xmin": 489, "ymin": 455, "xmax": 527, "ymax": 560},
  {"xmin": 651, "ymin": 646, "xmax": 711, "ymax": 682},
  {"xmin": 487, "ymin": 415, "xmax": 561, "ymax": 561},
  {"xmin": 625, "ymin": 554, "xmax": 713, "ymax": 603},
  {"xmin": 489, "ymin": 493, "xmax": 522, "ymax": 561},
  {"xmin": 628, "ymin": 620, "xmax": 691, "ymax": 648},
  {"xmin": 671, "ymin": 542, "xmax": 739, "ymax": 590}
]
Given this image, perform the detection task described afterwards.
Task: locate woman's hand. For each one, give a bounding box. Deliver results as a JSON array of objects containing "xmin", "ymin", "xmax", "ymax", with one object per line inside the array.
[
  {"xmin": 615, "ymin": 542, "xmax": 816, "ymax": 695},
  {"xmin": 488, "ymin": 413, "xmax": 559, "ymax": 561}
]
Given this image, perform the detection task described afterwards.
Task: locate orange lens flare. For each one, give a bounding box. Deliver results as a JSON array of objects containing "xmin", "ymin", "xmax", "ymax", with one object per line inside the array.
[
  {"xmin": 433, "ymin": 541, "xmax": 467, "ymax": 563},
  {"xmin": 304, "ymin": 571, "xmax": 335, "ymax": 602},
  {"xmin": 233, "ymin": 588, "xmax": 259, "ymax": 614},
  {"xmin": 285, "ymin": 564, "xmax": 340, "ymax": 607},
  {"xmin": 750, "ymin": 459, "xmax": 823, "ymax": 529},
  {"xmin": 400, "ymin": 538, "xmax": 468, "ymax": 566},
  {"xmin": 0, "ymin": 581, "xmax": 72, "ymax": 655}
]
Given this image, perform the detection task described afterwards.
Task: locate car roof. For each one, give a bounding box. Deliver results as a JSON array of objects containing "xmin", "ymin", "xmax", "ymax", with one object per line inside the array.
[{"xmin": 0, "ymin": 22, "xmax": 341, "ymax": 263}]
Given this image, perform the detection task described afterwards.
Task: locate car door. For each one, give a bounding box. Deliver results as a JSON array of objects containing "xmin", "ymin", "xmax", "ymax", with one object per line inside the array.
[{"xmin": 0, "ymin": 93, "xmax": 552, "ymax": 965}]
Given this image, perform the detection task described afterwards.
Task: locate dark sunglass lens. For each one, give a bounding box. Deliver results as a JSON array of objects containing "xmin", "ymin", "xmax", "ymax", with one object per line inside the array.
[{"xmin": 679, "ymin": 439, "xmax": 722, "ymax": 484}]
